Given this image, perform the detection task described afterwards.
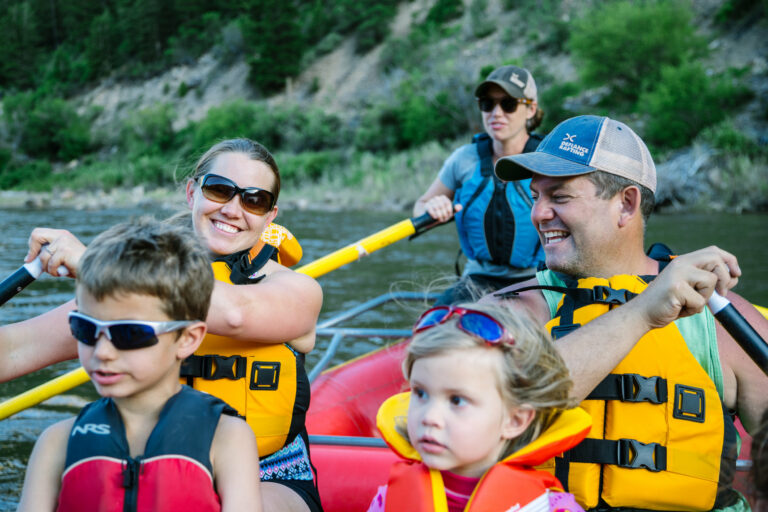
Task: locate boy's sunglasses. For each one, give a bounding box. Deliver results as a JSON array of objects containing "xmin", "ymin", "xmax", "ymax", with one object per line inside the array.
[
  {"xmin": 197, "ymin": 173, "xmax": 275, "ymax": 215},
  {"xmin": 413, "ymin": 306, "xmax": 515, "ymax": 346},
  {"xmin": 477, "ymin": 96, "xmax": 534, "ymax": 114},
  {"xmin": 69, "ymin": 311, "xmax": 194, "ymax": 350}
]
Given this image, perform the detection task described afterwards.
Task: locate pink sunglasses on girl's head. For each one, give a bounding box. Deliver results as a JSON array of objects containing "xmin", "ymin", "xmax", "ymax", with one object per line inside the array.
[{"xmin": 413, "ymin": 306, "xmax": 515, "ymax": 346}]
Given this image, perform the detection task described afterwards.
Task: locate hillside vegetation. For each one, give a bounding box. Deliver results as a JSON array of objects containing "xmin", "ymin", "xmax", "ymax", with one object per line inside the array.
[{"xmin": 0, "ymin": 0, "xmax": 766, "ymax": 211}]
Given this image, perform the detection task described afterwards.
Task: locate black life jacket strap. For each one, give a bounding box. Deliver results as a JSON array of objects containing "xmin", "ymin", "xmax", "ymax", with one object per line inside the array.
[
  {"xmin": 181, "ymin": 354, "xmax": 247, "ymax": 381},
  {"xmin": 587, "ymin": 373, "xmax": 668, "ymax": 404},
  {"xmin": 214, "ymin": 246, "xmax": 273, "ymax": 285},
  {"xmin": 494, "ymin": 284, "xmax": 637, "ymax": 306},
  {"xmin": 563, "ymin": 438, "xmax": 667, "ymax": 472}
]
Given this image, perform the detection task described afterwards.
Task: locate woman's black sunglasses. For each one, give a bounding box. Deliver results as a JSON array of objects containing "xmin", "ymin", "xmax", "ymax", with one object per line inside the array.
[
  {"xmin": 477, "ymin": 96, "xmax": 534, "ymax": 114},
  {"xmin": 69, "ymin": 311, "xmax": 194, "ymax": 350},
  {"xmin": 198, "ymin": 173, "xmax": 275, "ymax": 215}
]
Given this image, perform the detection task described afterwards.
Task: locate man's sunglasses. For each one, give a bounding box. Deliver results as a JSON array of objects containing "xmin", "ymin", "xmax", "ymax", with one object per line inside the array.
[
  {"xmin": 198, "ymin": 173, "xmax": 275, "ymax": 215},
  {"xmin": 413, "ymin": 306, "xmax": 515, "ymax": 346},
  {"xmin": 69, "ymin": 311, "xmax": 194, "ymax": 350},
  {"xmin": 477, "ymin": 96, "xmax": 534, "ymax": 114}
]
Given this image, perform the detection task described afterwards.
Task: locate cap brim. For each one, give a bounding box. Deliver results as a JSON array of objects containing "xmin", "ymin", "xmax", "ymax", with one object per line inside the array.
[
  {"xmin": 475, "ymin": 80, "xmax": 524, "ymax": 99},
  {"xmin": 495, "ymin": 152, "xmax": 597, "ymax": 181}
]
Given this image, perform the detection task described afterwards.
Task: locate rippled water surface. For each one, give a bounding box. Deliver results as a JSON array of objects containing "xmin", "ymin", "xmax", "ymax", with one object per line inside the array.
[{"xmin": 0, "ymin": 207, "xmax": 766, "ymax": 507}]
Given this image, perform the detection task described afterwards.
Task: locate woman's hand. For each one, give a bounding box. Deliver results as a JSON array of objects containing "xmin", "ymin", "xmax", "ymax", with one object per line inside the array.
[
  {"xmin": 422, "ymin": 195, "xmax": 462, "ymax": 223},
  {"xmin": 25, "ymin": 228, "xmax": 86, "ymax": 278}
]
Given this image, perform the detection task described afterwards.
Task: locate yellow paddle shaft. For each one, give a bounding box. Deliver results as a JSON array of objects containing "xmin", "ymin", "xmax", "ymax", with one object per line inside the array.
[
  {"xmin": 295, "ymin": 218, "xmax": 417, "ymax": 279},
  {"xmin": 0, "ymin": 217, "xmax": 424, "ymax": 420},
  {"xmin": 0, "ymin": 367, "xmax": 89, "ymax": 420}
]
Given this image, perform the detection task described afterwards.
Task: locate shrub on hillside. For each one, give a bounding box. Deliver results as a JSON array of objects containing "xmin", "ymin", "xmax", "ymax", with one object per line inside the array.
[
  {"xmin": 184, "ymin": 100, "xmax": 346, "ymax": 155},
  {"xmin": 537, "ymin": 81, "xmax": 580, "ymax": 133},
  {"xmin": 19, "ymin": 98, "xmax": 91, "ymax": 161},
  {"xmin": 355, "ymin": 3, "xmax": 398, "ymax": 53},
  {"xmin": 0, "ymin": 159, "xmax": 52, "ymax": 190},
  {"xmin": 121, "ymin": 104, "xmax": 176, "ymax": 155},
  {"xmin": 354, "ymin": 78, "xmax": 469, "ymax": 152},
  {"xmin": 184, "ymin": 100, "xmax": 277, "ymax": 153},
  {"xmin": 278, "ymin": 150, "xmax": 347, "ymax": 182},
  {"xmin": 469, "ymin": 0, "xmax": 495, "ymax": 39},
  {"xmin": 426, "ymin": 0, "xmax": 465, "ymax": 25},
  {"xmin": 640, "ymin": 63, "xmax": 753, "ymax": 149},
  {"xmin": 379, "ymin": 24, "xmax": 440, "ymax": 72},
  {"xmin": 699, "ymin": 121, "xmax": 767, "ymax": 158},
  {"xmin": 569, "ymin": 0, "xmax": 706, "ymax": 106}
]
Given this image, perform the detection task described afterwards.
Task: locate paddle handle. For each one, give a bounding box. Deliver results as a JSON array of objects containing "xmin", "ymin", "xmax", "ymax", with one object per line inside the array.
[
  {"xmin": 708, "ymin": 291, "xmax": 768, "ymax": 374},
  {"xmin": 0, "ymin": 256, "xmax": 69, "ymax": 307},
  {"xmin": 411, "ymin": 212, "xmax": 436, "ymax": 232}
]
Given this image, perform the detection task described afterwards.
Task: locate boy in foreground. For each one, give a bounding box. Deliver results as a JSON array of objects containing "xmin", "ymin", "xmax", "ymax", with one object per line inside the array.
[{"xmin": 17, "ymin": 218, "xmax": 262, "ymax": 512}]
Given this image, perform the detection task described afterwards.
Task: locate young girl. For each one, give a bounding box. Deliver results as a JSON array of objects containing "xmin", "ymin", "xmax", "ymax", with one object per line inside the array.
[{"xmin": 370, "ymin": 303, "xmax": 591, "ymax": 512}]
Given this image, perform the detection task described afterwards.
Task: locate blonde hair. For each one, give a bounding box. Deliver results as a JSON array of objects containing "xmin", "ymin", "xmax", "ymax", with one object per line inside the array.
[{"xmin": 403, "ymin": 302, "xmax": 575, "ymax": 458}]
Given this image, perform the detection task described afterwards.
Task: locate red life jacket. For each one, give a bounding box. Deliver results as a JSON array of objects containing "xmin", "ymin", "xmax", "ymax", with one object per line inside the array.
[
  {"xmin": 57, "ymin": 386, "xmax": 234, "ymax": 512},
  {"xmin": 376, "ymin": 392, "xmax": 592, "ymax": 511}
]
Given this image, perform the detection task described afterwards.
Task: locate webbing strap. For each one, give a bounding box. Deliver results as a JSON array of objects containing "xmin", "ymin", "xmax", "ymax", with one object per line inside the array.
[
  {"xmin": 565, "ymin": 438, "xmax": 720, "ymax": 482},
  {"xmin": 566, "ymin": 438, "xmax": 667, "ymax": 472},
  {"xmin": 181, "ymin": 354, "xmax": 247, "ymax": 380},
  {"xmin": 587, "ymin": 374, "xmax": 668, "ymax": 404},
  {"xmin": 494, "ymin": 285, "xmax": 636, "ymax": 305}
]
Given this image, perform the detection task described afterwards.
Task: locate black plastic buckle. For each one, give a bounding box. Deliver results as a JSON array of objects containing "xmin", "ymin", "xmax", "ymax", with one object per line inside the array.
[
  {"xmin": 203, "ymin": 355, "xmax": 246, "ymax": 380},
  {"xmin": 616, "ymin": 438, "xmax": 665, "ymax": 472},
  {"xmin": 621, "ymin": 374, "xmax": 667, "ymax": 404},
  {"xmin": 593, "ymin": 285, "xmax": 635, "ymax": 305}
]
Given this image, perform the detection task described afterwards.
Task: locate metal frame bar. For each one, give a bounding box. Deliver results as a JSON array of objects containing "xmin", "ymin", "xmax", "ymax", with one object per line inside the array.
[{"xmin": 307, "ymin": 291, "xmax": 438, "ymax": 383}]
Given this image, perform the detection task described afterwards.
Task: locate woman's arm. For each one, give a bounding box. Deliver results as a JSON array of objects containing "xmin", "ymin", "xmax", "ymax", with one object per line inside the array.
[
  {"xmin": 17, "ymin": 418, "xmax": 73, "ymax": 512},
  {"xmin": 205, "ymin": 262, "xmax": 323, "ymax": 346},
  {"xmin": 212, "ymin": 415, "xmax": 263, "ymax": 512},
  {"xmin": 0, "ymin": 300, "xmax": 78, "ymax": 382}
]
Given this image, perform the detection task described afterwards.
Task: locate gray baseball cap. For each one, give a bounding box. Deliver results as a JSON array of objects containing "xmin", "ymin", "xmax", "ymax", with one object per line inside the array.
[{"xmin": 475, "ymin": 65, "xmax": 538, "ymax": 101}]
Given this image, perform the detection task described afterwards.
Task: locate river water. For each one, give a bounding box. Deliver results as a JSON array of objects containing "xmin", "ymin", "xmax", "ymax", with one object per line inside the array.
[{"xmin": 0, "ymin": 207, "xmax": 766, "ymax": 507}]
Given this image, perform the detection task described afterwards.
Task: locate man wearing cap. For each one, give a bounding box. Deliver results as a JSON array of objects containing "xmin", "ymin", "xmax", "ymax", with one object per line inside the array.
[
  {"xmin": 488, "ymin": 115, "xmax": 768, "ymax": 511},
  {"xmin": 413, "ymin": 65, "xmax": 546, "ymax": 305}
]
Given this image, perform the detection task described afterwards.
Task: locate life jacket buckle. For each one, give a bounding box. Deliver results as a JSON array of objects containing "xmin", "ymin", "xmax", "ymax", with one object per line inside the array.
[
  {"xmin": 616, "ymin": 438, "xmax": 665, "ymax": 472},
  {"xmin": 620, "ymin": 374, "xmax": 667, "ymax": 404},
  {"xmin": 203, "ymin": 355, "xmax": 246, "ymax": 380},
  {"xmin": 592, "ymin": 285, "xmax": 635, "ymax": 305}
]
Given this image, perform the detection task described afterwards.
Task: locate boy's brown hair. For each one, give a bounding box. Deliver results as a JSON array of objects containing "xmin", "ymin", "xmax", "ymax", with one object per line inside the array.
[{"xmin": 77, "ymin": 217, "xmax": 213, "ymax": 321}]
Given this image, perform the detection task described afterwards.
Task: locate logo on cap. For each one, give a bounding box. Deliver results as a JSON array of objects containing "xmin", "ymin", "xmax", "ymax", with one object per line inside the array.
[
  {"xmin": 508, "ymin": 72, "xmax": 525, "ymax": 88},
  {"xmin": 559, "ymin": 133, "xmax": 589, "ymax": 157}
]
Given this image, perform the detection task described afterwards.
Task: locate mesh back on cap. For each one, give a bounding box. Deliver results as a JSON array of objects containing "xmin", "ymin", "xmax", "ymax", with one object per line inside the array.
[{"xmin": 593, "ymin": 118, "xmax": 656, "ymax": 193}]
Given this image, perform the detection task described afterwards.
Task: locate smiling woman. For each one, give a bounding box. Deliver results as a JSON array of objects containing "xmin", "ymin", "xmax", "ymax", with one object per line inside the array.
[{"xmin": 0, "ymin": 138, "xmax": 324, "ymax": 512}]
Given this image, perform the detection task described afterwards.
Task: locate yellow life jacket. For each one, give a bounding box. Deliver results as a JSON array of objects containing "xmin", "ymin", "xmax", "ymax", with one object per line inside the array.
[
  {"xmin": 376, "ymin": 392, "xmax": 592, "ymax": 512},
  {"xmin": 180, "ymin": 226, "xmax": 308, "ymax": 458},
  {"xmin": 541, "ymin": 274, "xmax": 739, "ymax": 511}
]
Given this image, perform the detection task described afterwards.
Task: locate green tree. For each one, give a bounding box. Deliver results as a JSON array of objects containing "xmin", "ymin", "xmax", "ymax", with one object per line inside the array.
[
  {"xmin": 0, "ymin": 2, "xmax": 42, "ymax": 89},
  {"xmin": 569, "ymin": 0, "xmax": 706, "ymax": 106},
  {"xmin": 241, "ymin": 0, "xmax": 304, "ymax": 94}
]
